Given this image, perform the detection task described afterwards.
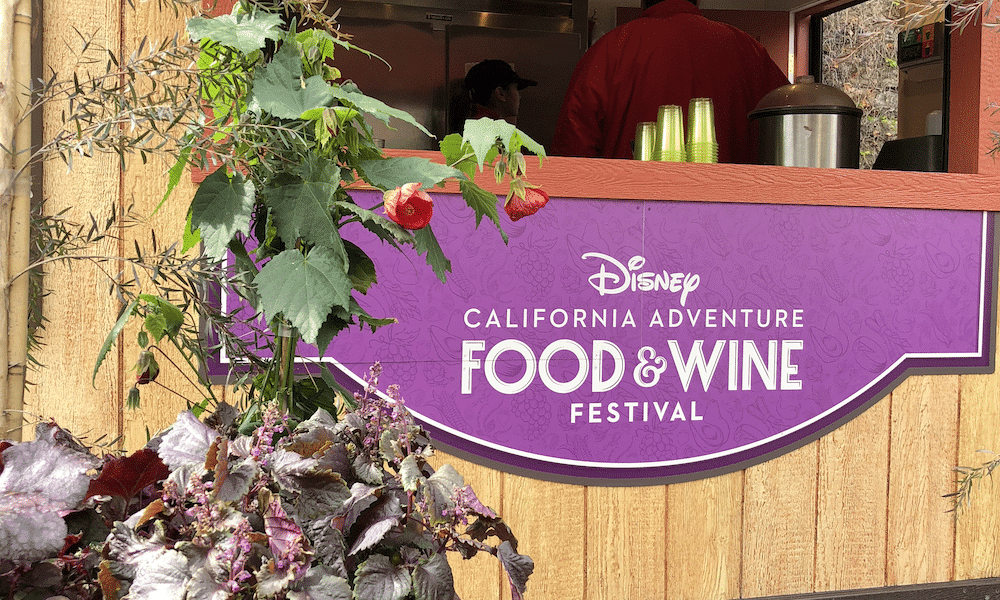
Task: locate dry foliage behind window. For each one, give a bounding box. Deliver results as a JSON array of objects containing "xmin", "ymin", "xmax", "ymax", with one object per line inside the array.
[{"xmin": 822, "ymin": 0, "xmax": 901, "ymax": 169}]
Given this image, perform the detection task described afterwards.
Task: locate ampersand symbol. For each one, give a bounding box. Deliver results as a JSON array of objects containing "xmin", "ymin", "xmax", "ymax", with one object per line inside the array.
[{"xmin": 633, "ymin": 346, "xmax": 668, "ymax": 388}]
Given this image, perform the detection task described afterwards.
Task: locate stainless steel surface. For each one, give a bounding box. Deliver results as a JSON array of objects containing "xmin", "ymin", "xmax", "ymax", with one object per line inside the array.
[
  {"xmin": 753, "ymin": 112, "xmax": 861, "ymax": 168},
  {"xmin": 750, "ymin": 76, "xmax": 862, "ymax": 169}
]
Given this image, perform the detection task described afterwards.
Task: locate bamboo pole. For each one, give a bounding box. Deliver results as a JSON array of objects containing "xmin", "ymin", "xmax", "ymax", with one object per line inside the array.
[{"xmin": 1, "ymin": 0, "xmax": 32, "ymax": 441}]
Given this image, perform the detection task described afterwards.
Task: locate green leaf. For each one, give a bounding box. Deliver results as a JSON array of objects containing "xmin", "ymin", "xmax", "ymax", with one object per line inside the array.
[
  {"xmin": 182, "ymin": 208, "xmax": 201, "ymax": 253},
  {"xmin": 334, "ymin": 201, "xmax": 412, "ymax": 248},
  {"xmin": 299, "ymin": 155, "xmax": 341, "ymax": 183},
  {"xmin": 462, "ymin": 118, "xmax": 545, "ymax": 169},
  {"xmin": 256, "ymin": 248, "xmax": 352, "ymax": 344},
  {"xmin": 154, "ymin": 146, "xmax": 192, "ymax": 217},
  {"xmin": 264, "ymin": 181, "xmax": 348, "ymax": 269},
  {"xmin": 413, "ymin": 225, "xmax": 450, "ymax": 283},
  {"xmin": 93, "ymin": 298, "xmax": 139, "ymax": 386},
  {"xmin": 440, "ymin": 134, "xmax": 497, "ymax": 180},
  {"xmin": 459, "ymin": 180, "xmax": 508, "ymax": 244},
  {"xmin": 186, "ymin": 12, "xmax": 283, "ymax": 54},
  {"xmin": 358, "ymin": 157, "xmax": 464, "ymax": 191},
  {"xmin": 344, "ymin": 240, "xmax": 377, "ymax": 294},
  {"xmin": 412, "ymin": 554, "xmax": 455, "ymax": 600},
  {"xmin": 314, "ymin": 297, "xmax": 395, "ymax": 356},
  {"xmin": 139, "ymin": 295, "xmax": 185, "ymax": 340},
  {"xmin": 252, "ymin": 43, "xmax": 334, "ymax": 119},
  {"xmin": 331, "ymin": 84, "xmax": 431, "ymax": 137},
  {"xmin": 354, "ymin": 554, "xmax": 412, "ymax": 600},
  {"xmin": 190, "ymin": 168, "xmax": 255, "ymax": 260}
]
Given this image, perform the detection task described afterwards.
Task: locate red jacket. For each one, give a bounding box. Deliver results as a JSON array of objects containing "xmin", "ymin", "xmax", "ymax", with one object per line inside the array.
[{"xmin": 552, "ymin": 0, "xmax": 789, "ymax": 163}]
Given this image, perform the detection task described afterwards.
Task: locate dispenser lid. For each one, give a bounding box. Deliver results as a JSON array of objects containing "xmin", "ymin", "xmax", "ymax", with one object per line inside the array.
[{"xmin": 749, "ymin": 75, "xmax": 862, "ymax": 118}]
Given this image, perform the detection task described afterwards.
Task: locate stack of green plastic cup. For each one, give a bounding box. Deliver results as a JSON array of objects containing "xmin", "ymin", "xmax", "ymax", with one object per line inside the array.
[
  {"xmin": 686, "ymin": 97, "xmax": 718, "ymax": 163},
  {"xmin": 633, "ymin": 121, "xmax": 657, "ymax": 161},
  {"xmin": 652, "ymin": 105, "xmax": 686, "ymax": 162}
]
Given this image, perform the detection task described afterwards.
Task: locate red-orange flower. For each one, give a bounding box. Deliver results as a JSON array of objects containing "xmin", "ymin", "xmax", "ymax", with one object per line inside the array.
[
  {"xmin": 384, "ymin": 182, "xmax": 434, "ymax": 230},
  {"xmin": 505, "ymin": 187, "xmax": 549, "ymax": 222}
]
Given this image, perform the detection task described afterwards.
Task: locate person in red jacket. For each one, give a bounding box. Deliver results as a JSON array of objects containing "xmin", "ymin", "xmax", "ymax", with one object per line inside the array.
[{"xmin": 552, "ymin": 0, "xmax": 789, "ymax": 164}]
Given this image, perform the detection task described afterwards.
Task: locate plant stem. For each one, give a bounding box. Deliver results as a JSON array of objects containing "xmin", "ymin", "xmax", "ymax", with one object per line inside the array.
[{"xmin": 275, "ymin": 320, "xmax": 298, "ymax": 413}]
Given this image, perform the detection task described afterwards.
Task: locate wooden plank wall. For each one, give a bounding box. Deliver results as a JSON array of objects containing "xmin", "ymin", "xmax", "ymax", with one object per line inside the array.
[{"xmin": 24, "ymin": 1, "xmax": 1000, "ymax": 599}]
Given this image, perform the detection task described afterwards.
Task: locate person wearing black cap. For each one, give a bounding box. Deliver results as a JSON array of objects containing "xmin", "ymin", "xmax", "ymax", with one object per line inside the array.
[{"xmin": 463, "ymin": 59, "xmax": 538, "ymax": 124}]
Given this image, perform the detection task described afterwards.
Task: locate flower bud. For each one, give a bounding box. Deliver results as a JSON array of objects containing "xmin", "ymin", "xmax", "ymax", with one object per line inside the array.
[{"xmin": 135, "ymin": 350, "xmax": 159, "ymax": 385}]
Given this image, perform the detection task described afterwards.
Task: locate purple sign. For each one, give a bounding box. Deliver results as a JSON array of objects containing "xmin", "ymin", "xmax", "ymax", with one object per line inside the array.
[{"xmin": 213, "ymin": 192, "xmax": 995, "ymax": 485}]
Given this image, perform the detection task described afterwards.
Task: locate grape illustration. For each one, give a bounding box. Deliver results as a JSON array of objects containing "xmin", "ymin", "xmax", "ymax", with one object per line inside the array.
[
  {"xmin": 377, "ymin": 340, "xmax": 418, "ymax": 388},
  {"xmin": 772, "ymin": 210, "xmax": 804, "ymax": 253},
  {"xmin": 880, "ymin": 245, "xmax": 915, "ymax": 303},
  {"xmin": 509, "ymin": 388, "xmax": 552, "ymax": 439},
  {"xmin": 513, "ymin": 243, "xmax": 556, "ymax": 300}
]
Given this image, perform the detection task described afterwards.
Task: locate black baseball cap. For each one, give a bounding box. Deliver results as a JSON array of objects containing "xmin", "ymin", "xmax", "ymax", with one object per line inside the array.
[{"xmin": 465, "ymin": 60, "xmax": 538, "ymax": 103}]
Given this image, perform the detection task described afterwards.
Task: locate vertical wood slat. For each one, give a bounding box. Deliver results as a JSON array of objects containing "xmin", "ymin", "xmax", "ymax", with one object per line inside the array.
[
  {"xmin": 886, "ymin": 375, "xmax": 959, "ymax": 586},
  {"xmin": 814, "ymin": 399, "xmax": 891, "ymax": 592},
  {"xmin": 119, "ymin": 0, "xmax": 221, "ymax": 448},
  {"xmin": 430, "ymin": 451, "xmax": 504, "ymax": 600},
  {"xmin": 501, "ymin": 476, "xmax": 586, "ymax": 600},
  {"xmin": 26, "ymin": 0, "xmax": 125, "ymax": 442},
  {"xmin": 667, "ymin": 473, "xmax": 743, "ymax": 600},
  {"xmin": 954, "ymin": 310, "xmax": 1000, "ymax": 581},
  {"xmin": 742, "ymin": 442, "xmax": 818, "ymax": 598},
  {"xmin": 586, "ymin": 486, "xmax": 668, "ymax": 600}
]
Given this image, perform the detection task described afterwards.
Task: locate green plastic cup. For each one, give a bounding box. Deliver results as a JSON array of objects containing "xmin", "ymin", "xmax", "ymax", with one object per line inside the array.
[
  {"xmin": 634, "ymin": 121, "xmax": 657, "ymax": 161},
  {"xmin": 653, "ymin": 105, "xmax": 686, "ymax": 162},
  {"xmin": 686, "ymin": 98, "xmax": 717, "ymax": 163}
]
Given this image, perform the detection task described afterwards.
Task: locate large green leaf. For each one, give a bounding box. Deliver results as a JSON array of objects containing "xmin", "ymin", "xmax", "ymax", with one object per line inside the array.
[
  {"xmin": 264, "ymin": 181, "xmax": 348, "ymax": 269},
  {"xmin": 412, "ymin": 554, "xmax": 455, "ymax": 600},
  {"xmin": 458, "ymin": 180, "xmax": 508, "ymax": 244},
  {"xmin": 354, "ymin": 555, "xmax": 412, "ymax": 600},
  {"xmin": 333, "ymin": 201, "xmax": 412, "ymax": 248},
  {"xmin": 255, "ymin": 247, "xmax": 352, "ymax": 344},
  {"xmin": 462, "ymin": 118, "xmax": 546, "ymax": 169},
  {"xmin": 344, "ymin": 239, "xmax": 377, "ymax": 294},
  {"xmin": 186, "ymin": 12, "xmax": 283, "ymax": 54},
  {"xmin": 413, "ymin": 225, "xmax": 450, "ymax": 283},
  {"xmin": 358, "ymin": 157, "xmax": 464, "ymax": 191},
  {"xmin": 331, "ymin": 83, "xmax": 431, "ymax": 137},
  {"xmin": 190, "ymin": 168, "xmax": 255, "ymax": 260},
  {"xmin": 313, "ymin": 297, "xmax": 395, "ymax": 357},
  {"xmin": 252, "ymin": 43, "xmax": 334, "ymax": 119}
]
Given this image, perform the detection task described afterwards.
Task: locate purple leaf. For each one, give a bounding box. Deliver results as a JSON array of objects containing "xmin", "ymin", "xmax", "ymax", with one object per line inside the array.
[
  {"xmin": 497, "ymin": 541, "xmax": 533, "ymax": 600},
  {"xmin": 288, "ymin": 565, "xmax": 352, "ymax": 600},
  {"xmin": 412, "ymin": 553, "xmax": 455, "ymax": 600},
  {"xmin": 156, "ymin": 411, "xmax": 219, "ymax": 471},
  {"xmin": 353, "ymin": 554, "xmax": 411, "ymax": 600},
  {"xmin": 264, "ymin": 497, "xmax": 306, "ymax": 564},
  {"xmin": 0, "ymin": 423, "xmax": 98, "ymax": 561}
]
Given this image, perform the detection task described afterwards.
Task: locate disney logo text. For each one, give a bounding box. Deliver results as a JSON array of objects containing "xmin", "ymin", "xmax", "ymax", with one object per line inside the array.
[{"xmin": 583, "ymin": 253, "xmax": 700, "ymax": 306}]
